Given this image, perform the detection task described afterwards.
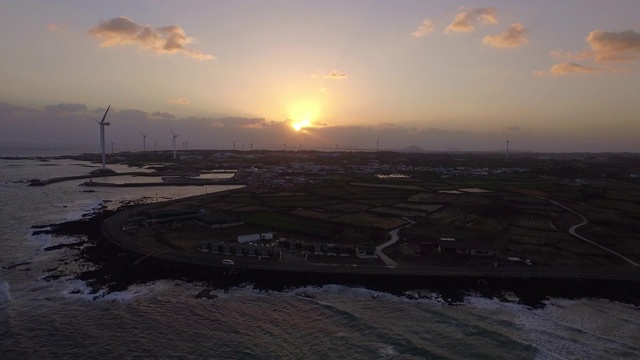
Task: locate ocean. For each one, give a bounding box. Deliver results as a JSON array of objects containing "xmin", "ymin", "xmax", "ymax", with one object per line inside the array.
[{"xmin": 0, "ymin": 153, "xmax": 638, "ymax": 359}]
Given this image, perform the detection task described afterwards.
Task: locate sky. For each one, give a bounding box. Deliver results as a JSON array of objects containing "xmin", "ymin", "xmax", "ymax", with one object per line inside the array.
[{"xmin": 1, "ymin": 0, "xmax": 640, "ymax": 153}]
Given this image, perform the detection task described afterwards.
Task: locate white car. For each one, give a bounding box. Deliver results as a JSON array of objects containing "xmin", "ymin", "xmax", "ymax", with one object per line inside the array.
[{"xmin": 222, "ymin": 259, "xmax": 234, "ymax": 266}]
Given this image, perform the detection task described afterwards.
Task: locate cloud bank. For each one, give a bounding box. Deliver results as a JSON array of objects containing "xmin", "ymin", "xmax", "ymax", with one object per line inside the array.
[
  {"xmin": 88, "ymin": 16, "xmax": 215, "ymax": 60},
  {"xmin": 542, "ymin": 29, "xmax": 640, "ymax": 76},
  {"xmin": 586, "ymin": 29, "xmax": 640, "ymax": 63},
  {"xmin": 1, "ymin": 101, "xmax": 635, "ymax": 153}
]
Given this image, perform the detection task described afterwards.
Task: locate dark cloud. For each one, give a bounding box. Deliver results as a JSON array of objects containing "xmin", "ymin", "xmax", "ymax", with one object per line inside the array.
[
  {"xmin": 150, "ymin": 111, "xmax": 175, "ymax": 120},
  {"xmin": 44, "ymin": 103, "xmax": 88, "ymax": 113},
  {"xmin": 0, "ymin": 101, "xmax": 637, "ymax": 152},
  {"xmin": 375, "ymin": 122, "xmax": 396, "ymax": 128},
  {"xmin": 116, "ymin": 109, "xmax": 149, "ymax": 121}
]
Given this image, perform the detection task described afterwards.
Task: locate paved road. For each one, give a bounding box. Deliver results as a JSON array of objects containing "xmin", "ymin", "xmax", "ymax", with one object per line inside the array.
[
  {"xmin": 542, "ymin": 198, "xmax": 640, "ymax": 267},
  {"xmin": 375, "ymin": 218, "xmax": 416, "ymax": 267}
]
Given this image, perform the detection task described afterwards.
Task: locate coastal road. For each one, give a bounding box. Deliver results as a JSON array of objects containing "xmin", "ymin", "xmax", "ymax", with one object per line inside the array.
[
  {"xmin": 101, "ymin": 201, "xmax": 640, "ymax": 281},
  {"xmin": 542, "ymin": 198, "xmax": 640, "ymax": 267}
]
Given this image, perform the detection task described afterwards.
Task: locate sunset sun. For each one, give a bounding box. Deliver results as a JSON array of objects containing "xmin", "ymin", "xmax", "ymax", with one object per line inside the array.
[
  {"xmin": 288, "ymin": 100, "xmax": 320, "ymax": 132},
  {"xmin": 292, "ymin": 119, "xmax": 311, "ymax": 131}
]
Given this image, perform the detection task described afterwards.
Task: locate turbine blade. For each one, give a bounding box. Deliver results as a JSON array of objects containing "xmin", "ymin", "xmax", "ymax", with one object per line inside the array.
[{"xmin": 100, "ymin": 105, "xmax": 110, "ymax": 124}]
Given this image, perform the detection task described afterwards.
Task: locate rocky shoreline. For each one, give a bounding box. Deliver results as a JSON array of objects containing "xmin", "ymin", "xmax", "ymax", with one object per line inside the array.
[{"xmin": 28, "ymin": 204, "xmax": 640, "ymax": 308}]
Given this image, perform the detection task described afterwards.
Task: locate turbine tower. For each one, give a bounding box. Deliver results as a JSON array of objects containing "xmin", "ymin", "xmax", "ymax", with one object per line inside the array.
[
  {"xmin": 231, "ymin": 140, "xmax": 237, "ymax": 151},
  {"xmin": 250, "ymin": 140, "xmax": 254, "ymax": 151},
  {"xmin": 283, "ymin": 143, "xmax": 287, "ymax": 152},
  {"xmin": 376, "ymin": 137, "xmax": 379, "ymax": 152},
  {"xmin": 504, "ymin": 137, "xmax": 512, "ymax": 160},
  {"xmin": 92, "ymin": 105, "xmax": 111, "ymax": 170},
  {"xmin": 171, "ymin": 129, "xmax": 180, "ymax": 159},
  {"xmin": 140, "ymin": 131, "xmax": 148, "ymax": 152}
]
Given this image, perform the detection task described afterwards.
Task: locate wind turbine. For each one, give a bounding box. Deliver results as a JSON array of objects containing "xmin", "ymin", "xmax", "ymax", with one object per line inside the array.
[
  {"xmin": 231, "ymin": 140, "xmax": 237, "ymax": 151},
  {"xmin": 298, "ymin": 144, "xmax": 302, "ymax": 151},
  {"xmin": 504, "ymin": 137, "xmax": 512, "ymax": 160},
  {"xmin": 249, "ymin": 140, "xmax": 254, "ymax": 151},
  {"xmin": 282, "ymin": 143, "xmax": 287, "ymax": 152},
  {"xmin": 171, "ymin": 129, "xmax": 180, "ymax": 159},
  {"xmin": 376, "ymin": 137, "xmax": 379, "ymax": 152},
  {"xmin": 140, "ymin": 131, "xmax": 148, "ymax": 152},
  {"xmin": 335, "ymin": 143, "xmax": 340, "ymax": 152},
  {"xmin": 92, "ymin": 105, "xmax": 110, "ymax": 170}
]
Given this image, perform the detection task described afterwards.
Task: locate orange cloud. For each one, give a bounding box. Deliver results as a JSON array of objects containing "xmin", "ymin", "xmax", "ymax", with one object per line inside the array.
[
  {"xmin": 168, "ymin": 97, "xmax": 190, "ymax": 105},
  {"xmin": 48, "ymin": 23, "xmax": 68, "ymax": 32},
  {"xmin": 532, "ymin": 70, "xmax": 547, "ymax": 78},
  {"xmin": 482, "ymin": 23, "xmax": 528, "ymax": 49},
  {"xmin": 548, "ymin": 49, "xmax": 592, "ymax": 61},
  {"xmin": 549, "ymin": 62, "xmax": 598, "ymax": 76},
  {"xmin": 586, "ymin": 29, "xmax": 640, "ymax": 63},
  {"xmin": 411, "ymin": 19, "xmax": 435, "ymax": 38},
  {"xmin": 88, "ymin": 17, "xmax": 215, "ymax": 61},
  {"xmin": 445, "ymin": 7, "xmax": 497, "ymax": 34}
]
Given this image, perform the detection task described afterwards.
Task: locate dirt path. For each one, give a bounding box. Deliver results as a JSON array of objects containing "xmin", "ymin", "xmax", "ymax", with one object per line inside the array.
[{"xmin": 542, "ymin": 198, "xmax": 640, "ymax": 267}]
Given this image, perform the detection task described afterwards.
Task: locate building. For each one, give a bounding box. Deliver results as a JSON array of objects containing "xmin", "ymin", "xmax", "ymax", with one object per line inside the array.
[{"xmin": 437, "ymin": 238, "xmax": 495, "ymax": 257}]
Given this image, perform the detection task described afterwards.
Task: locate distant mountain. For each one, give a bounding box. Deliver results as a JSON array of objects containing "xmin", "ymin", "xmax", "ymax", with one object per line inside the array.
[{"xmin": 402, "ymin": 145, "xmax": 424, "ymax": 153}]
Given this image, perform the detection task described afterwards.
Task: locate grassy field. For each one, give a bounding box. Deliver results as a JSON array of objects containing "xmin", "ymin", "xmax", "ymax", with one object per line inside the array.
[
  {"xmin": 329, "ymin": 213, "xmax": 407, "ymax": 230},
  {"xmin": 371, "ymin": 206, "xmax": 421, "ymax": 217},
  {"xmin": 243, "ymin": 212, "xmax": 339, "ymax": 238},
  {"xmin": 394, "ymin": 203, "xmax": 442, "ymax": 212},
  {"xmin": 350, "ymin": 182, "xmax": 425, "ymax": 190}
]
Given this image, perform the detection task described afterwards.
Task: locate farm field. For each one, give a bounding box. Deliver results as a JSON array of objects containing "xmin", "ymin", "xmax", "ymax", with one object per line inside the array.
[{"xmin": 141, "ymin": 158, "xmax": 640, "ymax": 271}]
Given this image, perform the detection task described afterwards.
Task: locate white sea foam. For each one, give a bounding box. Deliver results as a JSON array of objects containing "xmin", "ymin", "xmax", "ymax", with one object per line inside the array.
[
  {"xmin": 58, "ymin": 197, "xmax": 103, "ymax": 222},
  {"xmin": 59, "ymin": 279, "xmax": 177, "ymax": 303},
  {"xmin": 0, "ymin": 281, "xmax": 11, "ymax": 302},
  {"xmin": 377, "ymin": 344, "xmax": 398, "ymax": 358},
  {"xmin": 28, "ymin": 232, "xmax": 52, "ymax": 248}
]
